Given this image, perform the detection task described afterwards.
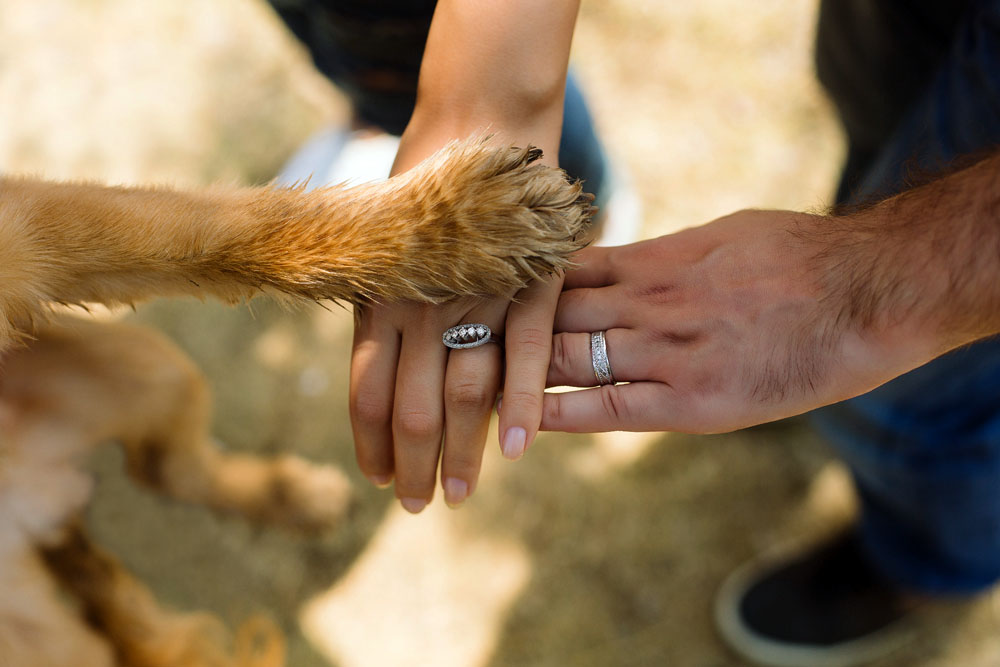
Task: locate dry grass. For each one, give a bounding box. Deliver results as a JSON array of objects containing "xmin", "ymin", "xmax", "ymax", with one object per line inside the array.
[{"xmin": 2, "ymin": 1, "xmax": 998, "ymax": 665}]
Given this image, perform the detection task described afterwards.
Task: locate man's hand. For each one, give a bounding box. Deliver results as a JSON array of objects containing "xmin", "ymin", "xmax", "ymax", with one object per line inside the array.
[{"xmin": 541, "ymin": 208, "xmax": 951, "ymax": 433}]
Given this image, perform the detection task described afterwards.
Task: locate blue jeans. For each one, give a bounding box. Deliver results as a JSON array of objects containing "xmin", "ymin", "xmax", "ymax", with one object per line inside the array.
[{"xmin": 812, "ymin": 0, "xmax": 1000, "ymax": 594}]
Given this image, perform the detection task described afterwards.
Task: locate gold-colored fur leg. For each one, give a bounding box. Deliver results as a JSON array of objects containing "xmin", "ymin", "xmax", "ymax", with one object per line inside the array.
[
  {"xmin": 0, "ymin": 137, "xmax": 593, "ymax": 349},
  {"xmin": 1, "ymin": 317, "xmax": 344, "ymax": 665},
  {"xmin": 0, "ymin": 317, "xmax": 352, "ymax": 532}
]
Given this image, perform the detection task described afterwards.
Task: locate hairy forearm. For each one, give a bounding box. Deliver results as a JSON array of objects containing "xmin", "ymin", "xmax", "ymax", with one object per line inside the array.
[
  {"xmin": 394, "ymin": 0, "xmax": 579, "ymax": 172},
  {"xmin": 809, "ymin": 151, "xmax": 1000, "ymax": 356}
]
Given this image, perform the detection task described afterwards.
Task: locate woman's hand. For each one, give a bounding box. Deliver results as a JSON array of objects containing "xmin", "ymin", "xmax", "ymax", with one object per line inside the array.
[
  {"xmin": 347, "ymin": 0, "xmax": 580, "ymax": 511},
  {"xmin": 351, "ymin": 297, "xmax": 502, "ymax": 513},
  {"xmin": 351, "ymin": 275, "xmax": 563, "ymax": 512}
]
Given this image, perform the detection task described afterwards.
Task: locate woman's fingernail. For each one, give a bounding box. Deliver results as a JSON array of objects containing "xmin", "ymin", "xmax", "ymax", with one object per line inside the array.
[
  {"xmin": 502, "ymin": 427, "xmax": 527, "ymax": 460},
  {"xmin": 496, "ymin": 397, "xmax": 503, "ymax": 415},
  {"xmin": 400, "ymin": 497, "xmax": 428, "ymax": 514},
  {"xmin": 368, "ymin": 474, "xmax": 393, "ymax": 488},
  {"xmin": 443, "ymin": 477, "xmax": 469, "ymax": 507}
]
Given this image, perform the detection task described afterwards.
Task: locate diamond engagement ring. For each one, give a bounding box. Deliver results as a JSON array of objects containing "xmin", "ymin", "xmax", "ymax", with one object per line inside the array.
[
  {"xmin": 442, "ymin": 323, "xmax": 503, "ymax": 349},
  {"xmin": 591, "ymin": 331, "xmax": 615, "ymax": 385}
]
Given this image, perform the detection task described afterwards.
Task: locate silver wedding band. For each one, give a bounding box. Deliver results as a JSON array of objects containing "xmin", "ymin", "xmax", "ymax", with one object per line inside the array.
[
  {"xmin": 443, "ymin": 323, "xmax": 503, "ymax": 349},
  {"xmin": 591, "ymin": 331, "xmax": 616, "ymax": 385}
]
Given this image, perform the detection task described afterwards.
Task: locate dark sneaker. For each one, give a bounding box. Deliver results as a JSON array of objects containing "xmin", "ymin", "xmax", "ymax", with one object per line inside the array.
[{"xmin": 715, "ymin": 531, "xmax": 918, "ymax": 667}]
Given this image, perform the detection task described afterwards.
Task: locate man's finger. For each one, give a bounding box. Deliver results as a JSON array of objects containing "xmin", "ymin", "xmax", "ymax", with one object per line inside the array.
[
  {"xmin": 553, "ymin": 285, "xmax": 628, "ymax": 332},
  {"xmin": 539, "ymin": 382, "xmax": 676, "ymax": 432},
  {"xmin": 546, "ymin": 328, "xmax": 651, "ymax": 387},
  {"xmin": 563, "ymin": 245, "xmax": 618, "ymax": 289}
]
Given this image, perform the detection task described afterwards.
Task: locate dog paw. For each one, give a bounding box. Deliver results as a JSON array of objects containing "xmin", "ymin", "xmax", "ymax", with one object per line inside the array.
[
  {"xmin": 267, "ymin": 456, "xmax": 353, "ymax": 532},
  {"xmin": 408, "ymin": 136, "xmax": 595, "ymax": 297},
  {"xmin": 343, "ymin": 136, "xmax": 595, "ymax": 304}
]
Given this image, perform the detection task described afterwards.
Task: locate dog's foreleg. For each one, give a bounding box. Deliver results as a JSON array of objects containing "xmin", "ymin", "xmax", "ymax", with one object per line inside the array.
[
  {"xmin": 0, "ymin": 317, "xmax": 353, "ymax": 531},
  {"xmin": 0, "ymin": 137, "xmax": 592, "ymax": 349}
]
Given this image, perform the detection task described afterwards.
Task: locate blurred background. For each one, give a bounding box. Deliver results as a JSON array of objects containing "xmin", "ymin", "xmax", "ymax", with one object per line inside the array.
[{"xmin": 2, "ymin": 1, "xmax": 998, "ymax": 665}]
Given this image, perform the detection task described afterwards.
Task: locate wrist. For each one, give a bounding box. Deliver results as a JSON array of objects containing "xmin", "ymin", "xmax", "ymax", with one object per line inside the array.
[
  {"xmin": 797, "ymin": 207, "xmax": 943, "ymax": 374},
  {"xmin": 807, "ymin": 160, "xmax": 1000, "ymax": 370},
  {"xmin": 854, "ymin": 156, "xmax": 1000, "ymax": 353},
  {"xmin": 394, "ymin": 101, "xmax": 564, "ymax": 175}
]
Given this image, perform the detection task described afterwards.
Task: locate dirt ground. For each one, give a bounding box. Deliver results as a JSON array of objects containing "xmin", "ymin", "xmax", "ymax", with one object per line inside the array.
[{"xmin": 2, "ymin": 1, "xmax": 999, "ymax": 665}]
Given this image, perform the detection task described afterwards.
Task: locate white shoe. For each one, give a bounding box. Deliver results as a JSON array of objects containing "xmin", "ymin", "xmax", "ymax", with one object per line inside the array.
[
  {"xmin": 277, "ymin": 127, "xmax": 641, "ymax": 248},
  {"xmin": 275, "ymin": 127, "xmax": 400, "ymax": 190}
]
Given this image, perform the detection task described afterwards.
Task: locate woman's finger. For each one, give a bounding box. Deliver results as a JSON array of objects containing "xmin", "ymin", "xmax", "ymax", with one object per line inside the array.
[
  {"xmin": 349, "ymin": 305, "xmax": 401, "ymax": 487},
  {"xmin": 391, "ymin": 313, "xmax": 449, "ymax": 513},
  {"xmin": 440, "ymin": 298, "xmax": 507, "ymax": 506},
  {"xmin": 497, "ymin": 275, "xmax": 563, "ymax": 463}
]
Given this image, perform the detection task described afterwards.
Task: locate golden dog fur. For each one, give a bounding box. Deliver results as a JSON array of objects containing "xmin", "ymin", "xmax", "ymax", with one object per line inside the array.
[{"xmin": 0, "ymin": 138, "xmax": 592, "ymax": 667}]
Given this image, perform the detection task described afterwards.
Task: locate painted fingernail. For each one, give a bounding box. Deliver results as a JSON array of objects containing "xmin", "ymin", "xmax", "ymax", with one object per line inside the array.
[
  {"xmin": 443, "ymin": 477, "xmax": 469, "ymax": 507},
  {"xmin": 367, "ymin": 474, "xmax": 393, "ymax": 488},
  {"xmin": 400, "ymin": 497, "xmax": 428, "ymax": 514},
  {"xmin": 502, "ymin": 427, "xmax": 527, "ymax": 460}
]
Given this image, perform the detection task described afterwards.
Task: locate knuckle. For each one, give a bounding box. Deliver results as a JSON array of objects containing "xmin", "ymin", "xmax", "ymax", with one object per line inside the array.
[
  {"xmin": 354, "ymin": 447, "xmax": 391, "ymax": 476},
  {"xmin": 394, "ymin": 408, "xmax": 440, "ymax": 441},
  {"xmin": 542, "ymin": 392, "xmax": 563, "ymax": 426},
  {"xmin": 500, "ymin": 388, "xmax": 541, "ymax": 413},
  {"xmin": 512, "ymin": 326, "xmax": 551, "ymax": 357},
  {"xmin": 606, "ymin": 246, "xmax": 626, "ymax": 273},
  {"xmin": 443, "ymin": 450, "xmax": 482, "ymax": 476},
  {"xmin": 350, "ymin": 391, "xmax": 392, "ymax": 427},
  {"xmin": 599, "ymin": 385, "xmax": 630, "ymax": 425},
  {"xmin": 445, "ymin": 381, "xmax": 494, "ymax": 412},
  {"xmin": 551, "ymin": 334, "xmax": 574, "ymax": 376}
]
